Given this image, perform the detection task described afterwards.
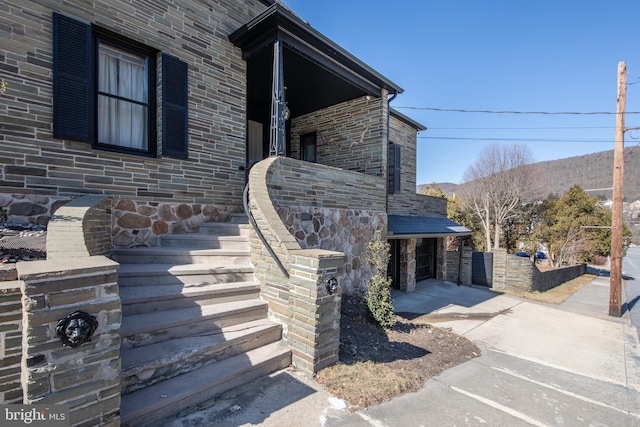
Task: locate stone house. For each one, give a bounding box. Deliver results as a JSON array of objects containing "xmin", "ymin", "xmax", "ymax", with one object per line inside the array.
[{"xmin": 0, "ymin": 1, "xmax": 470, "ymax": 424}]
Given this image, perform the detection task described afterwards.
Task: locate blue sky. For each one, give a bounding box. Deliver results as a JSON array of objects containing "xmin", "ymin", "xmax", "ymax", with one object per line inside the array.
[{"xmin": 283, "ymin": 0, "xmax": 640, "ymax": 185}]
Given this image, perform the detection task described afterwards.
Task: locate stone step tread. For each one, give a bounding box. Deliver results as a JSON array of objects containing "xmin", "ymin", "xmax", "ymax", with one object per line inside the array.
[
  {"xmin": 116, "ymin": 263, "xmax": 253, "ymax": 277},
  {"xmin": 120, "ymin": 281, "xmax": 260, "ymax": 304},
  {"xmin": 112, "ymin": 247, "xmax": 250, "ymax": 256},
  {"xmin": 120, "ymin": 341, "xmax": 291, "ymax": 426},
  {"xmin": 121, "ymin": 299, "xmax": 267, "ymax": 337},
  {"xmin": 200, "ymin": 222, "xmax": 250, "ymax": 229},
  {"xmin": 121, "ymin": 319, "xmax": 279, "ymax": 374},
  {"xmin": 160, "ymin": 234, "xmax": 248, "ymax": 241}
]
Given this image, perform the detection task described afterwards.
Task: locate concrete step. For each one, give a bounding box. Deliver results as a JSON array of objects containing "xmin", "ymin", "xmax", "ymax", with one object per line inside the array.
[
  {"xmin": 158, "ymin": 233, "xmax": 248, "ymax": 249},
  {"xmin": 120, "ymin": 281, "xmax": 261, "ymax": 315},
  {"xmin": 111, "ymin": 246, "xmax": 250, "ymax": 265},
  {"xmin": 121, "ymin": 319, "xmax": 283, "ymax": 395},
  {"xmin": 229, "ymin": 213, "xmax": 249, "ymax": 224},
  {"xmin": 120, "ymin": 340, "xmax": 291, "ymax": 427},
  {"xmin": 199, "ymin": 222, "xmax": 251, "ymax": 236},
  {"xmin": 116, "ymin": 263, "xmax": 255, "ymax": 287},
  {"xmin": 120, "ymin": 299, "xmax": 268, "ymax": 350}
]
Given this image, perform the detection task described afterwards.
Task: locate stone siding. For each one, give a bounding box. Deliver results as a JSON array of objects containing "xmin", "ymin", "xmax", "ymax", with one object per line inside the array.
[
  {"xmin": 17, "ymin": 256, "xmax": 121, "ymax": 426},
  {"xmin": 111, "ymin": 200, "xmax": 242, "ymax": 248},
  {"xmin": 0, "ymin": 281, "xmax": 23, "ymax": 404},
  {"xmin": 280, "ymin": 206, "xmax": 387, "ymax": 295},
  {"xmin": 388, "ymin": 193, "xmax": 448, "ymax": 217},
  {"xmin": 491, "ymin": 249, "xmax": 586, "ymax": 292},
  {"xmin": 290, "ymin": 95, "xmax": 387, "ymax": 177},
  {"xmin": 1, "ymin": 0, "xmax": 267, "ymax": 216}
]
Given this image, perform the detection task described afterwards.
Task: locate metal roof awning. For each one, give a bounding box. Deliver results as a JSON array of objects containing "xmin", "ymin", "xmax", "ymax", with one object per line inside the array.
[{"xmin": 387, "ymin": 215, "xmax": 473, "ymax": 239}]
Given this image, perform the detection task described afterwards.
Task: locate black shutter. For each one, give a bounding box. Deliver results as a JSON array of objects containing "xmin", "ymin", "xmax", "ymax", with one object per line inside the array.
[
  {"xmin": 394, "ymin": 144, "xmax": 402, "ymax": 193},
  {"xmin": 53, "ymin": 13, "xmax": 92, "ymax": 142},
  {"xmin": 162, "ymin": 54, "xmax": 188, "ymax": 159}
]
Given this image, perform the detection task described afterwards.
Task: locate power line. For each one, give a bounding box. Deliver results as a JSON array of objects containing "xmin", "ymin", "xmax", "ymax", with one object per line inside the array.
[
  {"xmin": 427, "ymin": 126, "xmax": 614, "ymax": 130},
  {"xmin": 395, "ymin": 106, "xmax": 640, "ymax": 115},
  {"xmin": 418, "ymin": 136, "xmax": 614, "ymax": 143}
]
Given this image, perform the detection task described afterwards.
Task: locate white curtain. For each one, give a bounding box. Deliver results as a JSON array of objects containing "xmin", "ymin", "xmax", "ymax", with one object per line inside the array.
[{"xmin": 98, "ymin": 43, "xmax": 148, "ymax": 149}]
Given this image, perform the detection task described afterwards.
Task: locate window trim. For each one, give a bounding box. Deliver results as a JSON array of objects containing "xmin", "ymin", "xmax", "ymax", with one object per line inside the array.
[{"xmin": 92, "ymin": 27, "xmax": 157, "ymax": 157}]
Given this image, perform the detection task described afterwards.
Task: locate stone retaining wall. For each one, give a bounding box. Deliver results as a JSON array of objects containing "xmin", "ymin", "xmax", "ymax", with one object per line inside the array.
[{"xmin": 491, "ymin": 249, "xmax": 586, "ymax": 292}]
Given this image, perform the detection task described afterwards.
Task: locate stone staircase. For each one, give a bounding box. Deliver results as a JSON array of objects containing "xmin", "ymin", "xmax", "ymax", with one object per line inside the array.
[{"xmin": 112, "ymin": 216, "xmax": 291, "ymax": 427}]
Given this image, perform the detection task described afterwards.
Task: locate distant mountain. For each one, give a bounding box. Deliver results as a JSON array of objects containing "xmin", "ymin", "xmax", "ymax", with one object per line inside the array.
[
  {"xmin": 418, "ymin": 148, "xmax": 640, "ymax": 202},
  {"xmin": 417, "ymin": 148, "xmax": 640, "ymax": 244}
]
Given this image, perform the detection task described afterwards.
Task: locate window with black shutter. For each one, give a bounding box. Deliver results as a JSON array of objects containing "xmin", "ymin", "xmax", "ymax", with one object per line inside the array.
[
  {"xmin": 162, "ymin": 55, "xmax": 189, "ymax": 159},
  {"xmin": 52, "ymin": 13, "xmax": 188, "ymax": 158},
  {"xmin": 388, "ymin": 142, "xmax": 401, "ymax": 194}
]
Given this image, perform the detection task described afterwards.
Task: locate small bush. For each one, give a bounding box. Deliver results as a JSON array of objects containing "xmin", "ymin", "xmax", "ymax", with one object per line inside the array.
[{"xmin": 365, "ymin": 230, "xmax": 395, "ymax": 327}]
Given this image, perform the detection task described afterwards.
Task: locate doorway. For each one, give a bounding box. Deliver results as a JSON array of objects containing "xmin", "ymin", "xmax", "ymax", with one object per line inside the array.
[{"xmin": 416, "ymin": 238, "xmax": 436, "ymax": 280}]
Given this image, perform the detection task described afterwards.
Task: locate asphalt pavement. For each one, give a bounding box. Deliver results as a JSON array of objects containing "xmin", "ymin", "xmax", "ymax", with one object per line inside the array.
[{"xmin": 165, "ymin": 273, "xmax": 640, "ymax": 427}]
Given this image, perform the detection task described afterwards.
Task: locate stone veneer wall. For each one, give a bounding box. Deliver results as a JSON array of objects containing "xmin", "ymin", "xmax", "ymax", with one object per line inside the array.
[
  {"xmin": 0, "ymin": 194, "xmax": 71, "ymax": 226},
  {"xmin": 248, "ymin": 157, "xmax": 347, "ymax": 375},
  {"xmin": 0, "ymin": 281, "xmax": 23, "ymax": 403},
  {"xmin": 492, "ymin": 249, "xmax": 586, "ymax": 292},
  {"xmin": 258, "ymin": 156, "xmax": 387, "ymax": 296},
  {"xmin": 1, "ymin": 0, "xmax": 267, "ymax": 222},
  {"xmin": 279, "ymin": 207, "xmax": 386, "ymax": 295},
  {"xmin": 388, "ymin": 193, "xmax": 448, "ymax": 217},
  {"xmin": 290, "ymin": 95, "xmax": 387, "ymax": 177},
  {"xmin": 111, "ymin": 199, "xmax": 242, "ymax": 248}
]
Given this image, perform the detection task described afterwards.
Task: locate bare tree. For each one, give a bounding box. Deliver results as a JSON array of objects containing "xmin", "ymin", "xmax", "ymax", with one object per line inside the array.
[{"xmin": 458, "ymin": 144, "xmax": 542, "ymax": 251}]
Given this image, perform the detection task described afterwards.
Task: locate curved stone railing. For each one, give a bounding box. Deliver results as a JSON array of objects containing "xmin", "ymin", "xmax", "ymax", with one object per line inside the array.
[{"xmin": 46, "ymin": 195, "xmax": 112, "ymax": 259}]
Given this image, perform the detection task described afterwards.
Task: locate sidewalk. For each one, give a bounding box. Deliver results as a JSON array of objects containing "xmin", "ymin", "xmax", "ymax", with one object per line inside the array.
[{"xmin": 165, "ymin": 277, "xmax": 640, "ymax": 426}]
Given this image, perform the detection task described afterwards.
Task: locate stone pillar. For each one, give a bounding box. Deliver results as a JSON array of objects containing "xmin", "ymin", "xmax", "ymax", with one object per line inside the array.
[
  {"xmin": 399, "ymin": 239, "xmax": 416, "ymax": 292},
  {"xmin": 492, "ymin": 248, "xmax": 507, "ymax": 290},
  {"xmin": 287, "ymin": 249, "xmax": 344, "ymax": 376},
  {"xmin": 18, "ymin": 256, "xmax": 121, "ymax": 427}
]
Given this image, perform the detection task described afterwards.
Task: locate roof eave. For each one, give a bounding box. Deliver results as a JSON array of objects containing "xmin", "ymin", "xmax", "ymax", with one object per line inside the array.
[{"xmin": 229, "ymin": 3, "xmax": 404, "ymax": 96}]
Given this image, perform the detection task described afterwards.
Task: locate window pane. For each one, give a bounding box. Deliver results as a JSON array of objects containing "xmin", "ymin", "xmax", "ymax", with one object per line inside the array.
[
  {"xmin": 98, "ymin": 95, "xmax": 148, "ymax": 149},
  {"xmin": 98, "ymin": 42, "xmax": 149, "ymax": 149},
  {"xmin": 99, "ymin": 43, "xmax": 147, "ymax": 103}
]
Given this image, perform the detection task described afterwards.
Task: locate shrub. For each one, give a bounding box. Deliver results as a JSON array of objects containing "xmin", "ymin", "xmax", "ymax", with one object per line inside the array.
[{"xmin": 365, "ymin": 230, "xmax": 395, "ymax": 327}]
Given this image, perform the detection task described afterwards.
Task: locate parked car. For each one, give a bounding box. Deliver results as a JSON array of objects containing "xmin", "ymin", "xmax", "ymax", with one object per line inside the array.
[
  {"xmin": 536, "ymin": 251, "xmax": 547, "ymax": 259},
  {"xmin": 515, "ymin": 252, "xmax": 530, "ymax": 258}
]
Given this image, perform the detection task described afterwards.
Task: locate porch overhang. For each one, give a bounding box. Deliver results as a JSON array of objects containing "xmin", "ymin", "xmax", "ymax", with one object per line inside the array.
[
  {"xmin": 229, "ymin": 3, "xmax": 403, "ymax": 118},
  {"xmin": 387, "ymin": 215, "xmax": 473, "ymax": 240}
]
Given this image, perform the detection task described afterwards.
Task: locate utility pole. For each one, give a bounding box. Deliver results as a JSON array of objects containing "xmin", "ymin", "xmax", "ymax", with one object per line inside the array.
[{"xmin": 610, "ymin": 61, "xmax": 625, "ymax": 317}]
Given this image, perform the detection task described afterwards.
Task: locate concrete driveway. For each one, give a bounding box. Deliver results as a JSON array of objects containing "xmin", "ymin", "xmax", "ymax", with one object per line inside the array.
[
  {"xmin": 333, "ymin": 278, "xmax": 640, "ymax": 426},
  {"xmin": 166, "ymin": 278, "xmax": 640, "ymax": 426}
]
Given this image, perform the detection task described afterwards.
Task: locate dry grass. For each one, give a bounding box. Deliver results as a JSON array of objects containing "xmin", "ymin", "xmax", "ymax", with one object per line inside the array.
[
  {"xmin": 314, "ymin": 298, "xmax": 480, "ymax": 410},
  {"xmin": 503, "ymin": 274, "xmax": 596, "ymax": 304},
  {"xmin": 315, "ymin": 361, "xmax": 422, "ymax": 409}
]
